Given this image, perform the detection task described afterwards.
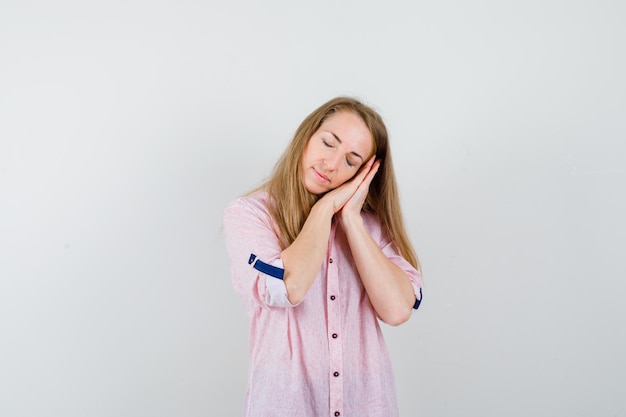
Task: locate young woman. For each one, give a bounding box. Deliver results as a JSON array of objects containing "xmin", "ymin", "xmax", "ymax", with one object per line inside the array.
[{"xmin": 223, "ymin": 96, "xmax": 423, "ymax": 417}]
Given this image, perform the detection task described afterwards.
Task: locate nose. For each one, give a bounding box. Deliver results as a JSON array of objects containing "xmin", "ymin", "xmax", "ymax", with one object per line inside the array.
[{"xmin": 323, "ymin": 154, "xmax": 341, "ymax": 171}]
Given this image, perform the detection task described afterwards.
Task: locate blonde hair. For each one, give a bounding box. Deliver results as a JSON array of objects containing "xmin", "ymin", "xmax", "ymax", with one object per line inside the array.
[{"xmin": 257, "ymin": 96, "xmax": 420, "ymax": 270}]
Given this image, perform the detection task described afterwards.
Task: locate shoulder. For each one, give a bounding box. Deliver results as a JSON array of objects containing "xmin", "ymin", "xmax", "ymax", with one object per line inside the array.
[
  {"xmin": 223, "ymin": 191, "xmax": 275, "ymax": 227},
  {"xmin": 224, "ymin": 190, "xmax": 272, "ymax": 214}
]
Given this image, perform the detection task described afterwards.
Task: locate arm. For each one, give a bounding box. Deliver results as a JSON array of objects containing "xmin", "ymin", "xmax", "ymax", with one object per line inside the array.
[
  {"xmin": 341, "ymin": 214, "xmax": 416, "ymax": 325},
  {"xmin": 223, "ymin": 196, "xmax": 292, "ymax": 310},
  {"xmin": 280, "ymin": 200, "xmax": 334, "ymax": 304},
  {"xmin": 340, "ymin": 161, "xmax": 417, "ymax": 325}
]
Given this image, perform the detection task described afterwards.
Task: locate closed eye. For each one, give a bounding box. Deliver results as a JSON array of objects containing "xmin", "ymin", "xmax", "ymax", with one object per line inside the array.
[{"xmin": 322, "ymin": 139, "xmax": 333, "ymax": 148}]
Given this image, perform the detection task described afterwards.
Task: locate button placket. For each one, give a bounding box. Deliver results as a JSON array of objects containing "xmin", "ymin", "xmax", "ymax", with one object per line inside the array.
[{"xmin": 326, "ymin": 230, "xmax": 343, "ymax": 417}]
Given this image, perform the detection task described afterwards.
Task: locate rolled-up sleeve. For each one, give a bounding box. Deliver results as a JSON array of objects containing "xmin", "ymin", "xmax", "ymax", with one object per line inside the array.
[
  {"xmin": 363, "ymin": 212, "xmax": 424, "ymax": 311},
  {"xmin": 223, "ymin": 197, "xmax": 297, "ymax": 312},
  {"xmin": 381, "ymin": 240, "xmax": 423, "ymax": 306}
]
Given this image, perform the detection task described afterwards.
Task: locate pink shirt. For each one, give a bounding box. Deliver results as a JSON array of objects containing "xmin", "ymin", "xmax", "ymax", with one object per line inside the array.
[{"xmin": 223, "ymin": 191, "xmax": 423, "ymax": 417}]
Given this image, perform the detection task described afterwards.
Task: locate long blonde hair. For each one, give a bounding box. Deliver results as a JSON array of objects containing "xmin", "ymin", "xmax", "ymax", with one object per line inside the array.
[{"xmin": 257, "ymin": 96, "xmax": 420, "ymax": 270}]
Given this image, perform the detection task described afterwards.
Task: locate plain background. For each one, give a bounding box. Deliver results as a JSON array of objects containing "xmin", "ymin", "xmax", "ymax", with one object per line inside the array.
[{"xmin": 1, "ymin": 1, "xmax": 625, "ymax": 416}]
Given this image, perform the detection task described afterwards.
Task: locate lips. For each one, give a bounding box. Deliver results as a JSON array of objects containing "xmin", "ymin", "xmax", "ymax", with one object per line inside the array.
[{"xmin": 313, "ymin": 168, "xmax": 330, "ymax": 182}]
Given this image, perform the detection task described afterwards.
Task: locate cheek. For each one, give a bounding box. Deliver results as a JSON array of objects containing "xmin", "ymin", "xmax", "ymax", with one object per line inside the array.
[
  {"xmin": 334, "ymin": 170, "xmax": 356, "ymax": 187},
  {"xmin": 302, "ymin": 141, "xmax": 321, "ymax": 163}
]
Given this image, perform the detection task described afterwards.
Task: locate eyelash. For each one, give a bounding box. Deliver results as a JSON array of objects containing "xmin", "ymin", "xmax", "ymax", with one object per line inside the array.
[{"xmin": 322, "ymin": 138, "xmax": 356, "ymax": 168}]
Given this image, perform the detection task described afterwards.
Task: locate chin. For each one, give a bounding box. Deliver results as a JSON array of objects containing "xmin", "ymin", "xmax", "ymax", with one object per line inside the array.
[
  {"xmin": 303, "ymin": 178, "xmax": 325, "ymax": 195},
  {"xmin": 306, "ymin": 186, "xmax": 325, "ymax": 196},
  {"xmin": 304, "ymin": 184, "xmax": 327, "ymax": 196}
]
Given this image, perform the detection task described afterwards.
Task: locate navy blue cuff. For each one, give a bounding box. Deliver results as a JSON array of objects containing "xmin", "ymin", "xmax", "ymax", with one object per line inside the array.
[
  {"xmin": 413, "ymin": 288, "xmax": 423, "ymax": 310},
  {"xmin": 248, "ymin": 253, "xmax": 285, "ymax": 280}
]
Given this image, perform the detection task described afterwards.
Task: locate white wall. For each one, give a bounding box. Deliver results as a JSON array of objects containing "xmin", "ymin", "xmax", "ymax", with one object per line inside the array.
[{"xmin": 1, "ymin": 1, "xmax": 624, "ymax": 416}]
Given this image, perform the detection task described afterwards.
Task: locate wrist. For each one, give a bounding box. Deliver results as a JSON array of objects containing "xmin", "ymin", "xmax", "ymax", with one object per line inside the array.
[
  {"xmin": 340, "ymin": 210, "xmax": 364, "ymax": 229},
  {"xmin": 312, "ymin": 197, "xmax": 336, "ymax": 218}
]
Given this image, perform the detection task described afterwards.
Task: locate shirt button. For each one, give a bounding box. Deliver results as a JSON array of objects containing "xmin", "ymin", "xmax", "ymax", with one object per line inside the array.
[
  {"xmin": 329, "ymin": 258, "xmax": 334, "ymax": 263},
  {"xmin": 333, "ymin": 371, "xmax": 340, "ymax": 377},
  {"xmin": 330, "ymin": 295, "xmax": 336, "ymax": 300},
  {"xmin": 334, "ymin": 412, "xmax": 340, "ymax": 416},
  {"xmin": 332, "ymin": 333, "xmax": 338, "ymax": 339}
]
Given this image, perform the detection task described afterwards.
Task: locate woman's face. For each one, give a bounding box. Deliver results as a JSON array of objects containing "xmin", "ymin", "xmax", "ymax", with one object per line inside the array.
[{"xmin": 301, "ymin": 110, "xmax": 374, "ymax": 195}]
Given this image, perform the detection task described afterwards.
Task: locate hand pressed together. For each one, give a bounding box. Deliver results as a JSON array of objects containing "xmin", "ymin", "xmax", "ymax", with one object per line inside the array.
[{"xmin": 320, "ymin": 156, "xmax": 380, "ymax": 217}]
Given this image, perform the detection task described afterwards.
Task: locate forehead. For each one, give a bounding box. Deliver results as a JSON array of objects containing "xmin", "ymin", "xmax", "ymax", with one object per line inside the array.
[{"xmin": 319, "ymin": 110, "xmax": 374, "ymax": 155}]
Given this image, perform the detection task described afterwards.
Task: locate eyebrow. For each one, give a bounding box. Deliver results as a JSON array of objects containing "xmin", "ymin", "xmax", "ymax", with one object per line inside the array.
[{"xmin": 328, "ymin": 132, "xmax": 364, "ymax": 161}]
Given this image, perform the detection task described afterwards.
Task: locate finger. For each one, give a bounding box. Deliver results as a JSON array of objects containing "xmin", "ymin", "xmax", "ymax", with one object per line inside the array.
[
  {"xmin": 362, "ymin": 155, "xmax": 376, "ymax": 173},
  {"xmin": 352, "ymin": 156, "xmax": 377, "ymax": 186},
  {"xmin": 361, "ymin": 160, "xmax": 380, "ymax": 187},
  {"xmin": 350, "ymin": 161, "xmax": 380, "ymax": 203}
]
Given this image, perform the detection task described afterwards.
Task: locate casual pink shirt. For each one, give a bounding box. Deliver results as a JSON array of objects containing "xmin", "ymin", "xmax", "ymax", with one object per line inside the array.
[{"xmin": 223, "ymin": 191, "xmax": 423, "ymax": 417}]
